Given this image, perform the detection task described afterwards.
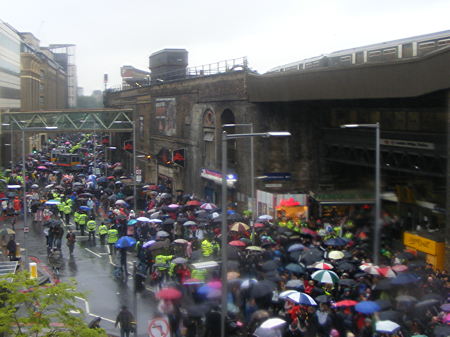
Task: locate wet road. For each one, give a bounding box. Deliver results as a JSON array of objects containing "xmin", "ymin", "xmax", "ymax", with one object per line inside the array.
[{"xmin": 13, "ymin": 215, "xmax": 157, "ymax": 337}]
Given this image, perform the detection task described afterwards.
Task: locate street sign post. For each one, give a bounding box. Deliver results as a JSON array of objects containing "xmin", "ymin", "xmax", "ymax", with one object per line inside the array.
[{"xmin": 148, "ymin": 317, "xmax": 170, "ymax": 337}]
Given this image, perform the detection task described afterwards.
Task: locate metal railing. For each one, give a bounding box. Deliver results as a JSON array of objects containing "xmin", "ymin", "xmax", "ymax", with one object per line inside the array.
[{"xmin": 108, "ymin": 56, "xmax": 248, "ymax": 92}]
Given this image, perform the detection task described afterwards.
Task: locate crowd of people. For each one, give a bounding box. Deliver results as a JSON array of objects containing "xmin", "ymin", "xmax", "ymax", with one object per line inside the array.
[{"xmin": 0, "ymin": 134, "xmax": 449, "ymax": 337}]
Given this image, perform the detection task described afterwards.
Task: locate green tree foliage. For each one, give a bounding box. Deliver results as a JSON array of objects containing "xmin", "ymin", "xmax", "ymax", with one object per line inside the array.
[{"xmin": 0, "ymin": 271, "xmax": 107, "ymax": 337}]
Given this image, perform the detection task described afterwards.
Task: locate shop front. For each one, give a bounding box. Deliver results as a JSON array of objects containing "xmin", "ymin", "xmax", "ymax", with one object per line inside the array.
[
  {"xmin": 200, "ymin": 168, "xmax": 237, "ymax": 204},
  {"xmin": 309, "ymin": 191, "xmax": 374, "ymax": 218}
]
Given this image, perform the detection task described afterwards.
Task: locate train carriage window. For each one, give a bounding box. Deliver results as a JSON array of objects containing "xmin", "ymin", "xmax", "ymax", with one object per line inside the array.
[
  {"xmin": 368, "ymin": 50, "xmax": 381, "ymax": 58},
  {"xmin": 418, "ymin": 41, "xmax": 435, "ymax": 49},
  {"xmin": 340, "ymin": 55, "xmax": 351, "ymax": 63},
  {"xmin": 383, "ymin": 48, "xmax": 396, "ymax": 55},
  {"xmin": 437, "ymin": 38, "xmax": 450, "ymax": 47}
]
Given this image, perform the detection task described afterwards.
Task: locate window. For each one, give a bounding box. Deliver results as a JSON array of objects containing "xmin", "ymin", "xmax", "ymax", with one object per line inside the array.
[{"xmin": 418, "ymin": 41, "xmax": 435, "ymax": 49}]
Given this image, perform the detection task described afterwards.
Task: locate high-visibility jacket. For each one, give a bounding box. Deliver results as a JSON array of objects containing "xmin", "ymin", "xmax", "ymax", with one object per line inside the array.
[
  {"xmin": 87, "ymin": 220, "xmax": 96, "ymax": 232},
  {"xmin": 201, "ymin": 240, "xmax": 213, "ymax": 257},
  {"xmin": 57, "ymin": 201, "xmax": 65, "ymax": 212},
  {"xmin": 154, "ymin": 255, "xmax": 173, "ymax": 270},
  {"xmin": 66, "ymin": 198, "xmax": 74, "ymax": 206},
  {"xmin": 63, "ymin": 203, "xmax": 72, "ymax": 215},
  {"xmin": 191, "ymin": 268, "xmax": 207, "ymax": 281},
  {"xmin": 98, "ymin": 224, "xmax": 108, "ymax": 235},
  {"xmin": 107, "ymin": 229, "xmax": 119, "ymax": 244},
  {"xmin": 73, "ymin": 211, "xmax": 80, "ymax": 224},
  {"xmin": 286, "ymin": 221, "xmax": 294, "ymax": 230},
  {"xmin": 78, "ymin": 213, "xmax": 87, "ymax": 225},
  {"xmin": 278, "ymin": 221, "xmax": 287, "ymax": 228}
]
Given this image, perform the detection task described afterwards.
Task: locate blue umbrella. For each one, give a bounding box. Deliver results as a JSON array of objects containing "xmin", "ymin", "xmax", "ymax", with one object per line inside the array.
[
  {"xmin": 355, "ymin": 301, "xmax": 381, "ymax": 314},
  {"xmin": 79, "ymin": 206, "xmax": 91, "ymax": 211},
  {"xmin": 324, "ymin": 237, "xmax": 347, "ymax": 246},
  {"xmin": 127, "ymin": 219, "xmax": 137, "ymax": 226},
  {"xmin": 45, "ymin": 199, "xmax": 61, "ymax": 205},
  {"xmin": 115, "ymin": 236, "xmax": 137, "ymax": 248},
  {"xmin": 197, "ymin": 285, "xmax": 213, "ymax": 296},
  {"xmin": 285, "ymin": 263, "xmax": 306, "ymax": 275},
  {"xmin": 390, "ymin": 273, "xmax": 419, "ymax": 285},
  {"xmin": 97, "ymin": 177, "xmax": 108, "ymax": 183},
  {"xmin": 288, "ymin": 243, "xmax": 305, "ymax": 252}
]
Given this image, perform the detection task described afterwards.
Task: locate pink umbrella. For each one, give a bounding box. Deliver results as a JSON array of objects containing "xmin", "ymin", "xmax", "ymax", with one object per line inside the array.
[
  {"xmin": 207, "ymin": 281, "xmax": 222, "ymax": 289},
  {"xmin": 37, "ymin": 166, "xmax": 47, "ymax": 170},
  {"xmin": 168, "ymin": 204, "xmax": 179, "ymax": 209}
]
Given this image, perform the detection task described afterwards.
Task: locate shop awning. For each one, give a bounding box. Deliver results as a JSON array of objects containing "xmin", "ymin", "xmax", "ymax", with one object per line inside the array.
[{"xmin": 313, "ymin": 191, "xmax": 374, "ymax": 205}]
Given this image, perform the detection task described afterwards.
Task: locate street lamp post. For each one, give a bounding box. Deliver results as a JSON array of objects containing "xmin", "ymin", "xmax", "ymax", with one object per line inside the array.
[
  {"xmin": 340, "ymin": 123, "xmax": 381, "ymax": 264},
  {"xmin": 222, "ymin": 123, "xmax": 256, "ymax": 243},
  {"xmin": 21, "ymin": 126, "xmax": 58, "ymax": 265},
  {"xmin": 220, "ymin": 130, "xmax": 291, "ymax": 337}
]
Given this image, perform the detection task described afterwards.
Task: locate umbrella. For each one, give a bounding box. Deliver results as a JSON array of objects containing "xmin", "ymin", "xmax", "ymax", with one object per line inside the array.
[
  {"xmin": 287, "ymin": 292, "xmax": 317, "ymax": 306},
  {"xmin": 115, "ymin": 199, "xmax": 127, "ymax": 206},
  {"xmin": 197, "ymin": 285, "xmax": 214, "ymax": 296},
  {"xmin": 156, "ymin": 231, "xmax": 170, "ymax": 238},
  {"xmin": 395, "ymin": 295, "xmax": 417, "ymax": 304},
  {"xmin": 127, "ymin": 219, "xmax": 137, "ymax": 226},
  {"xmin": 309, "ymin": 262, "xmax": 333, "ymax": 270},
  {"xmin": 168, "ymin": 204, "xmax": 179, "ymax": 209},
  {"xmin": 149, "ymin": 219, "xmax": 163, "ymax": 224},
  {"xmin": 374, "ymin": 278, "xmax": 392, "ymax": 291},
  {"xmin": 200, "ymin": 203, "xmax": 217, "ymax": 210},
  {"xmin": 434, "ymin": 325, "xmax": 450, "ymax": 337},
  {"xmin": 279, "ymin": 290, "xmax": 298, "ymax": 299},
  {"xmin": 414, "ymin": 298, "xmax": 440, "ymax": 311},
  {"xmin": 254, "ymin": 327, "xmax": 282, "ymax": 337},
  {"xmin": 79, "ymin": 206, "xmax": 91, "ymax": 211},
  {"xmin": 115, "ymin": 236, "xmax": 136, "ymax": 248},
  {"xmin": 300, "ymin": 248, "xmax": 323, "ymax": 265},
  {"xmin": 397, "ymin": 251, "xmax": 415, "ymax": 260},
  {"xmin": 185, "ymin": 303, "xmax": 210, "ymax": 317},
  {"xmin": 37, "ymin": 166, "xmax": 48, "ymax": 170},
  {"xmin": 285, "ymin": 263, "xmax": 306, "ymax": 275},
  {"xmin": 250, "ymin": 281, "xmax": 276, "ymax": 298},
  {"xmin": 149, "ymin": 241, "xmax": 170, "ymax": 251},
  {"xmin": 375, "ymin": 299, "xmax": 392, "ymax": 311},
  {"xmin": 31, "ymin": 184, "xmax": 39, "ymax": 189},
  {"xmin": 254, "ymin": 222, "xmax": 265, "ymax": 228},
  {"xmin": 324, "ymin": 237, "xmax": 347, "ymax": 246},
  {"xmin": 261, "ymin": 260, "xmax": 278, "ymax": 271},
  {"xmin": 229, "ymin": 240, "xmax": 246, "ymax": 247},
  {"xmin": 172, "ymin": 257, "xmax": 187, "ymax": 264},
  {"xmin": 391, "ymin": 264, "xmax": 408, "ymax": 272},
  {"xmin": 333, "ymin": 300, "xmax": 358, "ymax": 307},
  {"xmin": 355, "ymin": 301, "xmax": 381, "ymax": 314},
  {"xmin": 375, "ymin": 320, "xmax": 400, "ymax": 334},
  {"xmin": 440, "ymin": 303, "xmax": 450, "ymax": 312},
  {"xmin": 79, "ymin": 193, "xmax": 94, "ymax": 198},
  {"xmin": 156, "ymin": 287, "xmax": 182, "ymax": 300},
  {"xmin": 285, "ymin": 279, "xmax": 303, "ymax": 289},
  {"xmin": 360, "ymin": 263, "xmax": 381, "ymax": 276},
  {"xmin": 173, "ymin": 239, "xmax": 188, "ymax": 244},
  {"xmin": 379, "ymin": 310, "xmax": 402, "ymax": 323},
  {"xmin": 246, "ymin": 246, "xmax": 264, "ymax": 252},
  {"xmin": 45, "ymin": 199, "xmax": 61, "ymax": 205},
  {"xmin": 183, "ymin": 221, "xmax": 197, "ymax": 227},
  {"xmin": 336, "ymin": 261, "xmax": 356, "ymax": 272},
  {"xmin": 230, "ymin": 222, "xmax": 250, "ymax": 232},
  {"xmin": 327, "ymin": 250, "xmax": 345, "ymax": 260},
  {"xmin": 300, "ymin": 228, "xmax": 318, "ymax": 236},
  {"xmin": 339, "ymin": 278, "xmax": 357, "ymax": 287},
  {"xmin": 288, "ymin": 243, "xmax": 305, "ymax": 252},
  {"xmin": 240, "ymin": 278, "xmax": 258, "ymax": 290},
  {"xmin": 390, "ymin": 273, "xmax": 419, "ymax": 285},
  {"xmin": 260, "ymin": 318, "xmax": 286, "ymax": 329},
  {"xmin": 136, "ymin": 216, "xmax": 151, "ymax": 222},
  {"xmin": 186, "ymin": 200, "xmax": 202, "ymax": 207},
  {"xmin": 311, "ymin": 270, "xmax": 339, "ymax": 284},
  {"xmin": 142, "ymin": 240, "xmax": 156, "ymax": 248},
  {"xmin": 378, "ymin": 267, "xmax": 396, "ymax": 278}
]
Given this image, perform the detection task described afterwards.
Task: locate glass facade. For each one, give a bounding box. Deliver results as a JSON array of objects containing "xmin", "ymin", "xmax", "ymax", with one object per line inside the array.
[{"xmin": 0, "ymin": 22, "xmax": 20, "ymax": 110}]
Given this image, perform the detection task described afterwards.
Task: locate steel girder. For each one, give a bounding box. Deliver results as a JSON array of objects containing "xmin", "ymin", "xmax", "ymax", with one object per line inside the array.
[{"xmin": 1, "ymin": 109, "xmax": 134, "ymax": 132}]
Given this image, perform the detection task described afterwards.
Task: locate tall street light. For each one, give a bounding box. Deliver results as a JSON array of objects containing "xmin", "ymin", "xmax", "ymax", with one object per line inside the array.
[
  {"xmin": 21, "ymin": 126, "xmax": 58, "ymax": 265},
  {"xmin": 220, "ymin": 130, "xmax": 291, "ymax": 337},
  {"xmin": 222, "ymin": 123, "xmax": 256, "ymax": 243},
  {"xmin": 340, "ymin": 123, "xmax": 381, "ymax": 264}
]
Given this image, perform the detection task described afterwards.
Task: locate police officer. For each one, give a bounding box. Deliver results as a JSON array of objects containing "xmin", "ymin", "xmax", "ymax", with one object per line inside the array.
[
  {"xmin": 201, "ymin": 238, "xmax": 213, "ymax": 257},
  {"xmin": 107, "ymin": 225, "xmax": 119, "ymax": 255},
  {"xmin": 57, "ymin": 197, "xmax": 65, "ymax": 219},
  {"xmin": 73, "ymin": 210, "xmax": 80, "ymax": 230},
  {"xmin": 98, "ymin": 222, "xmax": 108, "ymax": 245},
  {"xmin": 78, "ymin": 211, "xmax": 87, "ymax": 236},
  {"xmin": 63, "ymin": 201, "xmax": 72, "ymax": 225},
  {"xmin": 87, "ymin": 217, "xmax": 97, "ymax": 242},
  {"xmin": 154, "ymin": 254, "xmax": 173, "ymax": 285}
]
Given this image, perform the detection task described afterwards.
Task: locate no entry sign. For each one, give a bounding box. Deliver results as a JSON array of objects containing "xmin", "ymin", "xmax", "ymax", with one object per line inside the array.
[{"xmin": 148, "ymin": 317, "xmax": 170, "ymax": 337}]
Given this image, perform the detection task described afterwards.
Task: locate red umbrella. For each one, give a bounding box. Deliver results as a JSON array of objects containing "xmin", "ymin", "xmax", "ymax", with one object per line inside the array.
[
  {"xmin": 186, "ymin": 200, "xmax": 202, "ymax": 206},
  {"xmin": 156, "ymin": 287, "xmax": 182, "ymax": 300},
  {"xmin": 254, "ymin": 222, "xmax": 265, "ymax": 228},
  {"xmin": 301, "ymin": 228, "xmax": 318, "ymax": 236},
  {"xmin": 334, "ymin": 300, "xmax": 358, "ymax": 307},
  {"xmin": 107, "ymin": 176, "xmax": 115, "ymax": 180},
  {"xmin": 229, "ymin": 240, "xmax": 246, "ymax": 247},
  {"xmin": 392, "ymin": 264, "xmax": 408, "ymax": 272}
]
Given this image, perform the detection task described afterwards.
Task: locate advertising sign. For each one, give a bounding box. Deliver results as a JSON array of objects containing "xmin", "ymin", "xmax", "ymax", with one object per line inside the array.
[{"xmin": 155, "ymin": 98, "xmax": 176, "ymax": 136}]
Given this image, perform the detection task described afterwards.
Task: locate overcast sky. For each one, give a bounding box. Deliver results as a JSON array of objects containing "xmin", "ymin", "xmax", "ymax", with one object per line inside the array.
[{"xmin": 2, "ymin": 0, "xmax": 449, "ymax": 95}]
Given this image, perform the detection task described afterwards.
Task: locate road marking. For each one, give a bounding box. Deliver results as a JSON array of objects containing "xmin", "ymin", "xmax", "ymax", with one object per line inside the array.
[
  {"xmin": 76, "ymin": 296, "xmax": 115, "ymax": 323},
  {"xmin": 84, "ymin": 248, "xmax": 102, "ymax": 258},
  {"xmin": 109, "ymin": 254, "xmax": 117, "ymax": 266},
  {"xmin": 88, "ymin": 313, "xmax": 115, "ymax": 323}
]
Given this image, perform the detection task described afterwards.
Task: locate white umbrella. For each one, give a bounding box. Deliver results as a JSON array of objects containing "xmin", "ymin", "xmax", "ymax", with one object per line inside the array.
[
  {"xmin": 279, "ymin": 290, "xmax": 298, "ymax": 300},
  {"xmin": 45, "ymin": 200, "xmax": 61, "ymax": 205},
  {"xmin": 327, "ymin": 250, "xmax": 345, "ymax": 260},
  {"xmin": 149, "ymin": 218, "xmax": 162, "ymax": 223},
  {"xmin": 7, "ymin": 185, "xmax": 21, "ymax": 189},
  {"xmin": 375, "ymin": 320, "xmax": 400, "ymax": 333},
  {"xmin": 156, "ymin": 230, "xmax": 170, "ymax": 238},
  {"xmin": 287, "ymin": 292, "xmax": 317, "ymax": 306},
  {"xmin": 150, "ymin": 212, "xmax": 161, "ymax": 219},
  {"xmin": 31, "ymin": 184, "xmax": 39, "ymax": 189},
  {"xmin": 137, "ymin": 216, "xmax": 151, "ymax": 222},
  {"xmin": 115, "ymin": 199, "xmax": 127, "ymax": 205},
  {"xmin": 260, "ymin": 318, "xmax": 286, "ymax": 329},
  {"xmin": 258, "ymin": 214, "xmax": 273, "ymax": 221}
]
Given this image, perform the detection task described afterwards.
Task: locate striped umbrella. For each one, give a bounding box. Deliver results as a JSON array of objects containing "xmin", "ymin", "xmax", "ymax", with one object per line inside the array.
[
  {"xmin": 360, "ymin": 263, "xmax": 381, "ymax": 276},
  {"xmin": 378, "ymin": 267, "xmax": 396, "ymax": 278},
  {"xmin": 287, "ymin": 291, "xmax": 317, "ymax": 306},
  {"xmin": 309, "ymin": 262, "xmax": 334, "ymax": 270},
  {"xmin": 311, "ymin": 270, "xmax": 340, "ymax": 284}
]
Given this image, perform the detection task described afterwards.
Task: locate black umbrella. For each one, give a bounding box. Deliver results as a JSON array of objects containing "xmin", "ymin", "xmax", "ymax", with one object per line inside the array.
[
  {"xmin": 397, "ymin": 251, "xmax": 415, "ymax": 260},
  {"xmin": 250, "ymin": 280, "xmax": 276, "ymax": 298},
  {"xmin": 186, "ymin": 303, "xmax": 211, "ymax": 318},
  {"xmin": 336, "ymin": 261, "xmax": 356, "ymax": 272},
  {"xmin": 226, "ymin": 245, "xmax": 240, "ymax": 260},
  {"xmin": 414, "ymin": 298, "xmax": 440, "ymax": 311},
  {"xmin": 300, "ymin": 248, "xmax": 323, "ymax": 265},
  {"xmin": 375, "ymin": 299, "xmax": 392, "ymax": 311},
  {"xmin": 261, "ymin": 260, "xmax": 278, "ymax": 272},
  {"xmin": 374, "ymin": 278, "xmax": 392, "ymax": 291},
  {"xmin": 421, "ymin": 293, "xmax": 442, "ymax": 302},
  {"xmin": 378, "ymin": 310, "xmax": 402, "ymax": 323},
  {"xmin": 163, "ymin": 218, "xmax": 175, "ymax": 226},
  {"xmin": 289, "ymin": 251, "xmax": 302, "ymax": 262},
  {"xmin": 227, "ymin": 213, "xmax": 242, "ymax": 222},
  {"xmin": 264, "ymin": 271, "xmax": 281, "ymax": 282},
  {"xmin": 227, "ymin": 260, "xmax": 240, "ymax": 271},
  {"xmin": 338, "ymin": 279, "xmax": 356, "ymax": 287},
  {"xmin": 148, "ymin": 240, "xmax": 170, "ymax": 251},
  {"xmin": 315, "ymin": 295, "xmax": 331, "ymax": 303}
]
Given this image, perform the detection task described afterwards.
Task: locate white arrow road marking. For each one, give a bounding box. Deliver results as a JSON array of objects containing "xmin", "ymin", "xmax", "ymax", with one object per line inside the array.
[{"xmin": 84, "ymin": 248, "xmax": 102, "ymax": 258}]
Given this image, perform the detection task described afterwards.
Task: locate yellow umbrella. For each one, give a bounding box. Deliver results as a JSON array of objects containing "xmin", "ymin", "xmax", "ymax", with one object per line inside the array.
[
  {"xmin": 246, "ymin": 246, "xmax": 264, "ymax": 252},
  {"xmin": 328, "ymin": 250, "xmax": 345, "ymax": 260},
  {"xmin": 230, "ymin": 222, "xmax": 250, "ymax": 232}
]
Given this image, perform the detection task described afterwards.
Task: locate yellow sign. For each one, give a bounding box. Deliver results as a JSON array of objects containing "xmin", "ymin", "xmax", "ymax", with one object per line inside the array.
[
  {"xmin": 29, "ymin": 262, "xmax": 38, "ymax": 279},
  {"xmin": 403, "ymin": 232, "xmax": 438, "ymax": 255}
]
